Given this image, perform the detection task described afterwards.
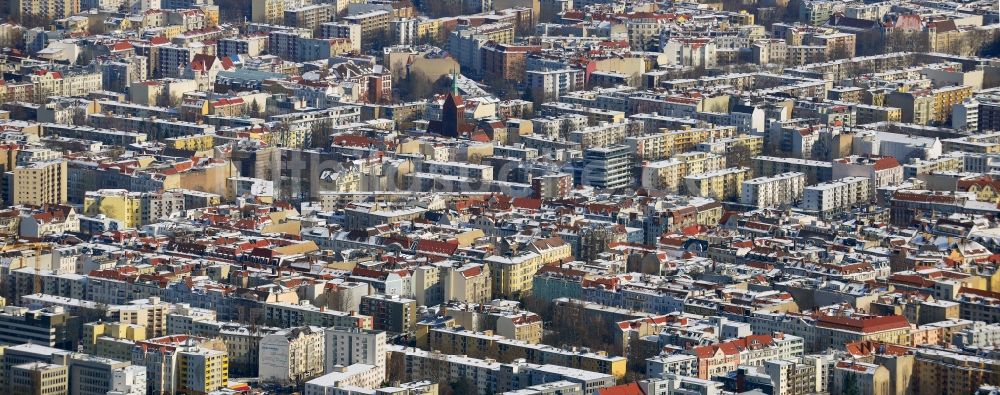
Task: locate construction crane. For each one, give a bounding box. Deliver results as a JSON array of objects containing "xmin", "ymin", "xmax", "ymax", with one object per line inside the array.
[{"xmin": 33, "ymin": 243, "xmax": 43, "ymax": 295}]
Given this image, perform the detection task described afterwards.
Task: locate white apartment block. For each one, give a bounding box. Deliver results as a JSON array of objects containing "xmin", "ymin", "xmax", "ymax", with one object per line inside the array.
[
  {"xmin": 801, "ymin": 176, "xmax": 870, "ymax": 217},
  {"xmin": 526, "ymin": 68, "xmax": 586, "ymax": 102},
  {"xmin": 567, "ymin": 121, "xmax": 633, "ymax": 149},
  {"xmin": 661, "ymin": 38, "xmax": 717, "ymax": 68},
  {"xmin": 324, "ymin": 326, "xmax": 386, "ymax": 374},
  {"xmin": 741, "ymin": 172, "xmax": 806, "ymax": 208},
  {"xmin": 421, "ymin": 160, "xmax": 494, "ymax": 180},
  {"xmin": 646, "ymin": 354, "xmax": 698, "ymax": 379},
  {"xmin": 304, "ymin": 364, "xmax": 382, "ymax": 394},
  {"xmin": 319, "ymin": 22, "xmax": 362, "ymax": 52}
]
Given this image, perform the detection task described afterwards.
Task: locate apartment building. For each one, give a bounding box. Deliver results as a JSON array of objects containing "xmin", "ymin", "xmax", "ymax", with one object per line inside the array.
[
  {"xmin": 952, "ymin": 322, "xmax": 1000, "ymax": 349},
  {"xmin": 438, "ymin": 262, "xmax": 492, "ymax": 304},
  {"xmin": 83, "ymin": 190, "xmax": 185, "ymax": 230},
  {"xmin": 250, "ymin": 0, "xmax": 287, "ymax": 24},
  {"xmin": 389, "ymin": 346, "xmax": 616, "ymax": 395},
  {"xmin": 105, "ymin": 298, "xmax": 171, "ymax": 338},
  {"xmin": 284, "ymin": 4, "xmax": 336, "ymax": 32},
  {"xmin": 484, "ymin": 252, "xmax": 544, "ymax": 299},
  {"xmin": 646, "ymin": 354, "xmax": 698, "ymax": 379},
  {"xmin": 579, "ymin": 146, "xmax": 632, "ymax": 190},
  {"xmin": 930, "ymin": 85, "xmax": 974, "ymax": 125},
  {"xmin": 831, "ymin": 155, "xmax": 903, "ymax": 197},
  {"xmin": 979, "ymin": 96, "xmax": 1000, "ymax": 132},
  {"xmin": 131, "ymin": 335, "xmax": 227, "ymax": 394},
  {"xmin": 886, "ymin": 89, "xmax": 937, "ymax": 125},
  {"xmin": 802, "ymin": 176, "xmax": 870, "ymax": 217},
  {"xmin": 662, "ymin": 38, "xmax": 718, "ymax": 68},
  {"xmin": 482, "ymin": 42, "xmax": 542, "ymax": 82},
  {"xmin": 831, "ymin": 361, "xmax": 891, "ymax": 395},
  {"xmin": 952, "ymin": 97, "xmax": 979, "ymax": 131},
  {"xmin": 449, "ymin": 23, "xmax": 515, "ymax": 77},
  {"xmin": 814, "ymin": 32, "xmax": 856, "ymax": 58},
  {"xmin": 16, "ymin": 0, "xmax": 79, "ymax": 24},
  {"xmin": 687, "ymin": 333, "xmax": 805, "ymax": 380},
  {"xmin": 640, "ymin": 152, "xmax": 726, "ymax": 193},
  {"xmin": 854, "ymin": 103, "xmax": 902, "ymax": 124},
  {"xmin": 259, "ymin": 326, "xmax": 326, "ymax": 384},
  {"xmin": 324, "ymin": 326, "xmax": 386, "ymax": 373},
  {"xmin": 684, "ymin": 167, "xmax": 750, "ymax": 202},
  {"xmin": 567, "ymin": 121, "xmax": 634, "ymax": 149},
  {"xmin": 813, "ymin": 315, "xmax": 911, "ymax": 351},
  {"xmin": 427, "ymin": 327, "xmax": 627, "ymax": 378},
  {"xmin": 903, "ymin": 155, "xmax": 964, "ymax": 178},
  {"xmin": 342, "ymin": 9, "xmax": 391, "ymax": 50},
  {"xmin": 29, "ymin": 70, "xmax": 101, "ymax": 101},
  {"xmin": 526, "ymin": 68, "xmax": 586, "ymax": 102},
  {"xmin": 942, "ymin": 132, "xmax": 1000, "ymax": 154},
  {"xmin": 696, "ymin": 135, "xmax": 764, "ymax": 163},
  {"xmin": 264, "ymin": 301, "xmax": 373, "ymax": 329},
  {"xmin": 319, "ymin": 22, "xmax": 362, "ymax": 52},
  {"xmin": 177, "ymin": 342, "xmax": 228, "ymax": 394},
  {"xmin": 12, "ymin": 159, "xmax": 67, "ymax": 206},
  {"xmin": 304, "ymin": 364, "xmax": 382, "ymax": 393},
  {"xmin": 911, "ymin": 348, "xmax": 1000, "ymax": 395},
  {"xmin": 217, "ymin": 35, "xmax": 268, "ymax": 57},
  {"xmin": 359, "ymin": 294, "xmax": 417, "ymax": 334},
  {"xmin": 740, "ymin": 172, "xmax": 806, "ymax": 208},
  {"xmin": 752, "ymin": 156, "xmax": 832, "ymax": 184},
  {"xmin": 540, "ymin": 102, "xmax": 625, "ymax": 125}
]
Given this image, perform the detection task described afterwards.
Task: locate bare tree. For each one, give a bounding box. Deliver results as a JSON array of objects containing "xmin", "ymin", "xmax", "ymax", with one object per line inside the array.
[
  {"xmin": 827, "ymin": 42, "xmax": 852, "ymax": 61},
  {"xmin": 19, "ymin": 13, "xmax": 49, "ymax": 29},
  {"xmin": 309, "ymin": 119, "xmax": 332, "ymax": 150},
  {"xmin": 726, "ymin": 142, "xmax": 754, "ymax": 168},
  {"xmin": 155, "ymin": 87, "xmax": 175, "ymax": 108},
  {"xmin": 885, "ymin": 30, "xmax": 928, "ymax": 53},
  {"xmin": 71, "ymin": 107, "xmax": 87, "ymax": 126}
]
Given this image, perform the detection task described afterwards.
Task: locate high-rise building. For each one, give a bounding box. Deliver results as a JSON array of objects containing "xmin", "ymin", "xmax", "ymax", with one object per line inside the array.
[
  {"xmin": 324, "ymin": 326, "xmax": 386, "ymax": 373},
  {"xmin": 359, "ymin": 294, "xmax": 417, "ymax": 334},
  {"xmin": 580, "ymin": 146, "xmax": 632, "ymax": 190},
  {"xmin": 12, "ymin": 159, "xmax": 67, "ymax": 206}
]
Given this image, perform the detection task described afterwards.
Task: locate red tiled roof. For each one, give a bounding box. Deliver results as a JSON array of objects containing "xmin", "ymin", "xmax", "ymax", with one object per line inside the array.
[
  {"xmin": 873, "ymin": 156, "xmax": 901, "ymax": 171},
  {"xmin": 415, "ymin": 239, "xmax": 458, "ymax": 255},
  {"xmin": 816, "ymin": 315, "xmax": 909, "ymax": 333},
  {"xmin": 597, "ymin": 383, "xmax": 643, "ymax": 395},
  {"xmin": 512, "ymin": 197, "xmax": 542, "ymax": 210}
]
